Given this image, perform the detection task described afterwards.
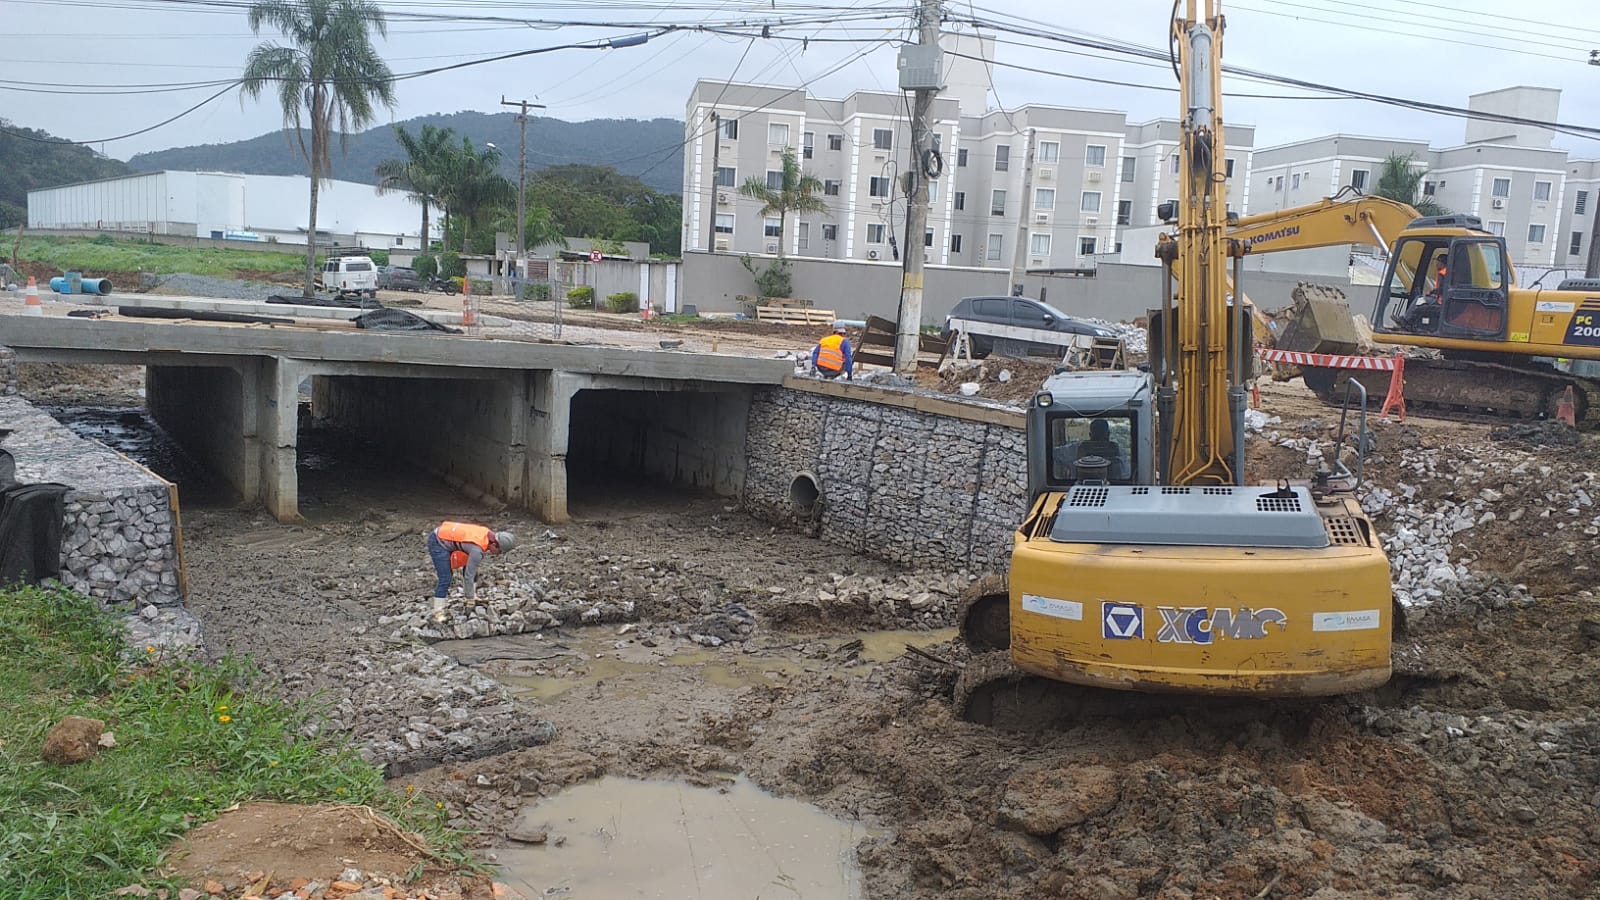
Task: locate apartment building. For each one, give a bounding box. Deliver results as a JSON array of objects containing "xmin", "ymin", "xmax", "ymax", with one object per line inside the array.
[
  {"xmin": 1247, "ymin": 88, "xmax": 1576, "ymax": 270},
  {"xmin": 1121, "ymin": 118, "xmax": 1256, "ymax": 231},
  {"xmin": 681, "ymin": 66, "xmax": 1257, "ymax": 270},
  {"xmin": 1557, "ymin": 158, "xmax": 1600, "ymax": 270}
]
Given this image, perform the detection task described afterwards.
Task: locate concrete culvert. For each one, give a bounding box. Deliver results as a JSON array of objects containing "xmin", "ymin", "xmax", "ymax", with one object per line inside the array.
[{"xmin": 789, "ymin": 472, "xmax": 821, "ymax": 514}]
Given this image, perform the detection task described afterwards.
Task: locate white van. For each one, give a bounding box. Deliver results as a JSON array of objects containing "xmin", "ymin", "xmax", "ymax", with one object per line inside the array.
[{"xmin": 319, "ymin": 256, "xmax": 378, "ymax": 298}]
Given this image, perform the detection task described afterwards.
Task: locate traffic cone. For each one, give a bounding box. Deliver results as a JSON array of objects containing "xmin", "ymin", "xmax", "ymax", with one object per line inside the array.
[
  {"xmin": 22, "ymin": 276, "xmax": 43, "ymax": 315},
  {"xmin": 1556, "ymin": 385, "xmax": 1577, "ymax": 427}
]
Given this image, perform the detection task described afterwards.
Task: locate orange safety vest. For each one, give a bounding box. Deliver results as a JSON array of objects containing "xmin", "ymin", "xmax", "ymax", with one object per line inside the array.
[
  {"xmin": 436, "ymin": 521, "xmax": 492, "ymax": 550},
  {"xmin": 816, "ymin": 333, "xmax": 847, "ymax": 372}
]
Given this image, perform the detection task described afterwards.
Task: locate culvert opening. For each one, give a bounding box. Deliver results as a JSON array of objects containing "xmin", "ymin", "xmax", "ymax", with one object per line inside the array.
[
  {"xmin": 567, "ymin": 388, "xmax": 744, "ymax": 516},
  {"xmin": 789, "ymin": 472, "xmax": 820, "ymax": 514}
]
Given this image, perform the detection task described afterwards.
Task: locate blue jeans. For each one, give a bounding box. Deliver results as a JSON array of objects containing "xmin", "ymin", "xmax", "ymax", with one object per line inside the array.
[{"xmin": 426, "ymin": 532, "xmax": 453, "ymax": 598}]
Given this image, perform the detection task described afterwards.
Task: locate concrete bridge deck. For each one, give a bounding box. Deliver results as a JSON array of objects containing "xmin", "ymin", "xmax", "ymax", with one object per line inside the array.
[{"xmin": 2, "ymin": 308, "xmax": 792, "ymax": 522}]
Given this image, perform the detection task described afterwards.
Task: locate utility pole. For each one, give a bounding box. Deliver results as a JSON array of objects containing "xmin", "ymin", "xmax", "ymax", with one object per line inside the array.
[
  {"xmin": 708, "ymin": 111, "xmax": 721, "ymax": 253},
  {"xmin": 500, "ymin": 96, "xmax": 546, "ymax": 261},
  {"xmin": 892, "ymin": 0, "xmax": 943, "ymax": 372},
  {"xmin": 1008, "ymin": 128, "xmax": 1037, "ymax": 296}
]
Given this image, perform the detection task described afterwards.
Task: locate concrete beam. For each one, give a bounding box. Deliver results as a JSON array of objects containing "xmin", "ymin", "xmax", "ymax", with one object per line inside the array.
[{"xmin": 103, "ymin": 293, "xmax": 513, "ymax": 328}]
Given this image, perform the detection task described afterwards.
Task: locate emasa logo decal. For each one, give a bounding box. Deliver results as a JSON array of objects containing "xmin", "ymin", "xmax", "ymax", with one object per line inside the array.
[{"xmin": 1156, "ymin": 607, "xmax": 1287, "ymax": 644}]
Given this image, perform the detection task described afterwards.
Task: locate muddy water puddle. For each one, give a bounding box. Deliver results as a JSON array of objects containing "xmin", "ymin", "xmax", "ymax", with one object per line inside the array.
[
  {"xmin": 436, "ymin": 628, "xmax": 957, "ymax": 702},
  {"xmin": 495, "ymin": 776, "xmax": 867, "ymax": 898}
]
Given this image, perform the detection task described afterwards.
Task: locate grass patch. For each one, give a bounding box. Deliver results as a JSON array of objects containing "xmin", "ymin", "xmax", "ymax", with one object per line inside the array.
[
  {"xmin": 0, "ymin": 586, "xmax": 467, "ymax": 898},
  {"xmin": 15, "ymin": 235, "xmax": 307, "ymax": 278}
]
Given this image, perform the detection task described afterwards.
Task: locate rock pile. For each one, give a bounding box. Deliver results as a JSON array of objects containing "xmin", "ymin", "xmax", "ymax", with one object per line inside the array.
[
  {"xmin": 0, "ymin": 345, "xmax": 17, "ymax": 396},
  {"xmin": 1083, "ymin": 318, "xmax": 1149, "ymax": 355}
]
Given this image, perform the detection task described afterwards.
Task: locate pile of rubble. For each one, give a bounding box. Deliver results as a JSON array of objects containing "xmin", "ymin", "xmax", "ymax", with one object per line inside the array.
[{"xmin": 1083, "ymin": 318, "xmax": 1148, "ymax": 355}]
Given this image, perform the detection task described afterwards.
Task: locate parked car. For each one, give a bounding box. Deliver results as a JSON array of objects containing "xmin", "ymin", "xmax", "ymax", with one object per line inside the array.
[
  {"xmin": 941, "ymin": 296, "xmax": 1115, "ymax": 358},
  {"xmin": 318, "ymin": 256, "xmax": 378, "ymax": 299},
  {"xmin": 376, "ymin": 265, "xmax": 422, "ymax": 292}
]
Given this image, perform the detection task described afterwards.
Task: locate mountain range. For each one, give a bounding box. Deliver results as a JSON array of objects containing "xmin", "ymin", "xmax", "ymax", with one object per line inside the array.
[{"xmin": 126, "ymin": 112, "xmax": 686, "ymax": 195}]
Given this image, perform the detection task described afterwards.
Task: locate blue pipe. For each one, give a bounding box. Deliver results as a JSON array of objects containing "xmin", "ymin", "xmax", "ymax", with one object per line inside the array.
[{"xmin": 49, "ymin": 276, "xmax": 113, "ymax": 295}]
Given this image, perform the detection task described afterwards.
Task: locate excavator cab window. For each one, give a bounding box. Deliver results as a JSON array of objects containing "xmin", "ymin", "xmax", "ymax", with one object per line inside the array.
[
  {"xmin": 1047, "ymin": 414, "xmax": 1136, "ymax": 484},
  {"xmin": 1379, "ymin": 236, "xmax": 1509, "ymax": 339}
]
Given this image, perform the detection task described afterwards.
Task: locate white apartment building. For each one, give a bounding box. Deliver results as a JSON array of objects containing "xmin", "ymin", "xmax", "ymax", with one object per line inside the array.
[
  {"xmin": 680, "ymin": 50, "xmax": 1256, "ymax": 272},
  {"xmin": 1557, "ymin": 158, "xmax": 1600, "ymax": 270},
  {"xmin": 1248, "ymin": 88, "xmax": 1577, "ymax": 271},
  {"xmin": 1121, "ymin": 118, "xmax": 1255, "ymax": 231}
]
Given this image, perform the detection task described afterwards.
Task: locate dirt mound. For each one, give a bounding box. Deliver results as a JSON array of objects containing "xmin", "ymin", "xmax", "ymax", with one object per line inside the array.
[
  {"xmin": 915, "ymin": 357, "xmax": 1059, "ymax": 407},
  {"xmin": 18, "ymin": 363, "xmax": 144, "ymax": 405}
]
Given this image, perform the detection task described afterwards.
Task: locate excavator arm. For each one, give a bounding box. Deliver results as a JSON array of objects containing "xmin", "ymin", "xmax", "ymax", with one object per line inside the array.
[{"xmin": 1231, "ymin": 192, "xmax": 1422, "ymax": 258}]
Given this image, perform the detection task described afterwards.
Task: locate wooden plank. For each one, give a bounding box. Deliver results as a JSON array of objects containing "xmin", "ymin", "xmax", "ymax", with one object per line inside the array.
[{"xmin": 756, "ymin": 306, "xmax": 836, "ymax": 325}]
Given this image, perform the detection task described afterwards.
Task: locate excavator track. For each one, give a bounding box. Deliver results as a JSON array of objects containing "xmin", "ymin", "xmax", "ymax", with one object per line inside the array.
[
  {"xmin": 956, "ymin": 573, "xmax": 1011, "ymax": 653},
  {"xmin": 1302, "ymin": 357, "xmax": 1593, "ymax": 426},
  {"xmin": 953, "ymin": 651, "xmax": 1077, "ymax": 729}
]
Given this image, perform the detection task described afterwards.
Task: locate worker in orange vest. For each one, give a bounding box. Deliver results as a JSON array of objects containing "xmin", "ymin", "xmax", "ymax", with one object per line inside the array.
[
  {"xmin": 811, "ymin": 325, "xmax": 854, "ymax": 379},
  {"xmin": 427, "ymin": 520, "xmax": 516, "ymax": 618}
]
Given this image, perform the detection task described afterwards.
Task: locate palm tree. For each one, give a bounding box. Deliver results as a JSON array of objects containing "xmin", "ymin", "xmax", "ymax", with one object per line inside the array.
[
  {"xmin": 436, "ymin": 137, "xmax": 516, "ymax": 253},
  {"xmin": 242, "ymin": 0, "xmax": 394, "ymax": 297},
  {"xmin": 737, "ymin": 147, "xmax": 828, "ymax": 257},
  {"xmin": 375, "ymin": 124, "xmax": 453, "ymax": 253},
  {"xmin": 1377, "ymin": 152, "xmax": 1448, "ymax": 217}
]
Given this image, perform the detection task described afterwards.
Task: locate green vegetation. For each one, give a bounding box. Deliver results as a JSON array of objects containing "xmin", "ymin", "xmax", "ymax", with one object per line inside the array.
[
  {"xmin": 524, "ymin": 282, "xmax": 551, "ymax": 301},
  {"xmin": 0, "ymin": 119, "xmax": 131, "ymax": 212},
  {"xmin": 16, "ymin": 235, "xmax": 305, "ymax": 278},
  {"xmin": 0, "ymin": 586, "xmax": 464, "ymax": 898},
  {"xmin": 566, "ymin": 285, "xmax": 595, "ymax": 309},
  {"xmin": 437, "ymin": 251, "xmax": 464, "ymax": 279},
  {"xmin": 740, "ymin": 254, "xmax": 793, "ymax": 300},
  {"xmin": 605, "ymin": 291, "xmax": 640, "ymax": 313},
  {"xmin": 1378, "ymin": 152, "xmax": 1448, "ymax": 217},
  {"xmin": 242, "ymin": 0, "xmax": 396, "ymax": 297},
  {"xmin": 375, "ymin": 124, "xmax": 453, "ymax": 253},
  {"xmin": 737, "ymin": 147, "xmax": 828, "ymax": 258},
  {"xmin": 527, "ymin": 165, "xmax": 683, "ymax": 256},
  {"xmin": 413, "ymin": 253, "xmax": 439, "ymax": 278}
]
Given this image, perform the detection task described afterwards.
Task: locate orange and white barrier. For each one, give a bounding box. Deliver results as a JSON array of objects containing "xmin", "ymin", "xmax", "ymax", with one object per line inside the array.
[
  {"xmin": 1258, "ymin": 347, "xmax": 1406, "ymax": 422},
  {"xmin": 23, "ymin": 276, "xmax": 43, "ymax": 315}
]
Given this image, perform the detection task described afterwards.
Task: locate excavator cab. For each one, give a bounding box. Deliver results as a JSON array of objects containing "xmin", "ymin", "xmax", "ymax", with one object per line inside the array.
[{"xmin": 1375, "ymin": 219, "xmax": 1510, "ymax": 341}]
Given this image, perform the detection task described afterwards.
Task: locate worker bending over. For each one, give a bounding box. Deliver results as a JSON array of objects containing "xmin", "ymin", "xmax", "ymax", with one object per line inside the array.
[
  {"xmin": 812, "ymin": 325, "xmax": 854, "ymax": 379},
  {"xmin": 427, "ymin": 520, "xmax": 516, "ymax": 617}
]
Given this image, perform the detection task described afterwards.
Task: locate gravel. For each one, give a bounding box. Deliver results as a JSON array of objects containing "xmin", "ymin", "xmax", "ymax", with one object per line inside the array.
[{"xmin": 147, "ymin": 273, "xmax": 293, "ymax": 302}]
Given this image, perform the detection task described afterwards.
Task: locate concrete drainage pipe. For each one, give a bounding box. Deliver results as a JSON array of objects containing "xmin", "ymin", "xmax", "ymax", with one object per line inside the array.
[{"xmin": 789, "ymin": 472, "xmax": 821, "ymax": 515}]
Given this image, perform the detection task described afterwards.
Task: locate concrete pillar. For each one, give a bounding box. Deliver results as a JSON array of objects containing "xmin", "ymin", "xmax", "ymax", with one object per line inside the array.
[
  {"xmin": 527, "ymin": 369, "xmax": 586, "ymax": 523},
  {"xmin": 255, "ymin": 357, "xmax": 301, "ymax": 522}
]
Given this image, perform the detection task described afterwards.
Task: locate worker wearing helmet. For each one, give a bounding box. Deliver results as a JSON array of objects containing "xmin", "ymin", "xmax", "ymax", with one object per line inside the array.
[
  {"xmin": 812, "ymin": 325, "xmax": 855, "ymax": 379},
  {"xmin": 427, "ymin": 520, "xmax": 516, "ymax": 618}
]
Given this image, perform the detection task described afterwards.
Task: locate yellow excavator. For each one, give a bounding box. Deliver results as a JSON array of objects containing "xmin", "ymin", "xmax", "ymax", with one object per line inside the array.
[
  {"xmin": 1229, "ymin": 192, "xmax": 1600, "ymax": 421},
  {"xmin": 954, "ymin": 0, "xmax": 1394, "ymax": 723}
]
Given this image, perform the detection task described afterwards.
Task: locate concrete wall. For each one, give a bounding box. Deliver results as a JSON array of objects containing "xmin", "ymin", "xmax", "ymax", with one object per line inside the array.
[
  {"xmin": 569, "ymin": 386, "xmax": 750, "ymax": 497},
  {"xmin": 147, "ymin": 365, "xmax": 251, "ymax": 496},
  {"xmin": 743, "ymin": 385, "xmax": 1027, "ymax": 573}
]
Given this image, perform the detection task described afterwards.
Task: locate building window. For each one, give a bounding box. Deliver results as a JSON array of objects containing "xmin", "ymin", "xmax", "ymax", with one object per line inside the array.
[
  {"xmin": 987, "ymin": 233, "xmax": 1003, "ymax": 261},
  {"xmin": 991, "ymin": 190, "xmax": 1006, "ymax": 216},
  {"xmin": 1039, "ymin": 141, "xmax": 1061, "ymax": 164},
  {"xmin": 1120, "ymin": 156, "xmax": 1135, "ymax": 183},
  {"xmin": 828, "ymin": 133, "xmax": 843, "ymax": 151},
  {"xmin": 802, "ymin": 132, "xmax": 814, "ymax": 159},
  {"xmin": 720, "ymin": 118, "xmax": 738, "ymax": 140},
  {"xmin": 925, "ymin": 229, "xmax": 935, "ymax": 248},
  {"xmin": 1034, "ymin": 188, "xmax": 1055, "ymax": 211},
  {"xmin": 768, "ymin": 123, "xmax": 790, "ymax": 146},
  {"xmin": 766, "ymin": 170, "xmax": 783, "ymax": 190},
  {"xmin": 714, "ymin": 214, "xmax": 734, "ymax": 234},
  {"xmin": 1423, "ymin": 181, "xmax": 1435, "ymax": 196},
  {"xmin": 1529, "ymin": 223, "xmax": 1547, "ymax": 243},
  {"xmin": 1080, "ymin": 191, "xmax": 1102, "ymax": 213},
  {"xmin": 1571, "ymin": 231, "xmax": 1584, "ymax": 256},
  {"xmin": 1578, "ymin": 190, "xmax": 1589, "ymax": 215},
  {"xmin": 823, "ymin": 179, "xmax": 841, "ymax": 196},
  {"xmin": 1079, "ymin": 236, "xmax": 1097, "ymax": 256},
  {"xmin": 869, "ymin": 177, "xmax": 890, "ymax": 198},
  {"xmin": 1084, "ymin": 144, "xmax": 1105, "ymax": 167},
  {"xmin": 873, "ymin": 128, "xmax": 893, "ymax": 150},
  {"xmin": 995, "ymin": 145, "xmax": 1010, "ymax": 172},
  {"xmin": 714, "ymin": 166, "xmax": 736, "ymax": 187},
  {"xmin": 822, "ymin": 223, "xmax": 837, "ymax": 241},
  {"xmin": 764, "ymin": 217, "xmax": 782, "ymax": 238},
  {"xmin": 1226, "ymin": 158, "xmax": 1237, "ymax": 179},
  {"xmin": 954, "ymin": 191, "xmax": 965, "ymax": 211},
  {"xmin": 1117, "ymin": 199, "xmax": 1132, "ymax": 226},
  {"xmin": 799, "ymin": 222, "xmax": 810, "ymax": 249},
  {"xmin": 1030, "ymin": 233, "xmax": 1052, "ymax": 256},
  {"xmin": 866, "ymin": 223, "xmax": 886, "ymax": 243},
  {"xmin": 1291, "ymin": 173, "xmax": 1300, "ymax": 190},
  {"xmin": 1487, "ymin": 220, "xmax": 1505, "ymax": 236},
  {"xmin": 1492, "ymin": 178, "xmax": 1511, "ymax": 198},
  {"xmin": 1350, "ymin": 169, "xmax": 1367, "ymax": 191},
  {"xmin": 929, "ymin": 180, "xmax": 939, "ymax": 203},
  {"xmin": 950, "ymin": 234, "xmax": 963, "ymax": 253},
  {"xmin": 958, "ymin": 148, "xmax": 968, "ymax": 167},
  {"xmin": 1534, "ymin": 181, "xmax": 1552, "ymax": 202}
]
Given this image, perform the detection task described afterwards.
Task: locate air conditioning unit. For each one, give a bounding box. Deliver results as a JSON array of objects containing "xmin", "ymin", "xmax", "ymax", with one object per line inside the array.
[
  {"xmin": 1492, "ymin": 198, "xmax": 1506, "ymax": 209},
  {"xmin": 1035, "ymin": 213, "xmax": 1049, "ymax": 223},
  {"xmin": 716, "ymin": 192, "xmax": 729, "ymax": 204},
  {"xmin": 1031, "ymin": 258, "xmax": 1044, "ymax": 266},
  {"xmin": 1039, "ymin": 168, "xmax": 1054, "ymax": 181},
  {"xmin": 766, "ymin": 242, "xmax": 779, "ymax": 253},
  {"xmin": 1087, "ymin": 171, "xmax": 1102, "ymax": 183},
  {"xmin": 1085, "ymin": 217, "xmax": 1099, "ymax": 227},
  {"xmin": 714, "ymin": 238, "xmax": 730, "ymax": 251},
  {"xmin": 867, "ymin": 249, "xmax": 880, "ymax": 260}
]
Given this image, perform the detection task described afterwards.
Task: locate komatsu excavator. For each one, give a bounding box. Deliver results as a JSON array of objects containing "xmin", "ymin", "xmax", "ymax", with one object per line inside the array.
[
  {"xmin": 1229, "ymin": 192, "xmax": 1599, "ymax": 422},
  {"xmin": 954, "ymin": 0, "xmax": 1394, "ymax": 723}
]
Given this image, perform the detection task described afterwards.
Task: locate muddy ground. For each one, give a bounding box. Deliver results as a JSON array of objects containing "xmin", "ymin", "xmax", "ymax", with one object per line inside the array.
[{"xmin": 23, "ymin": 363, "xmax": 1600, "ymax": 898}]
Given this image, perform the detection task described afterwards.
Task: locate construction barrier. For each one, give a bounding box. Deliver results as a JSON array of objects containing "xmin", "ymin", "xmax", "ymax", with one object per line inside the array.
[{"xmin": 1258, "ymin": 347, "xmax": 1406, "ymax": 421}]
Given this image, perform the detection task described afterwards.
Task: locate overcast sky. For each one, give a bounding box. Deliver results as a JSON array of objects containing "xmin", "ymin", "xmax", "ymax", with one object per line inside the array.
[{"xmin": 4, "ymin": 0, "xmax": 1597, "ymax": 165}]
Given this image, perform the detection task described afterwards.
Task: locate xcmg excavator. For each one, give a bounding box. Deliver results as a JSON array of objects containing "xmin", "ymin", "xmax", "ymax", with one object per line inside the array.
[
  {"xmin": 954, "ymin": 0, "xmax": 1393, "ymax": 724},
  {"xmin": 1231, "ymin": 192, "xmax": 1599, "ymax": 422}
]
